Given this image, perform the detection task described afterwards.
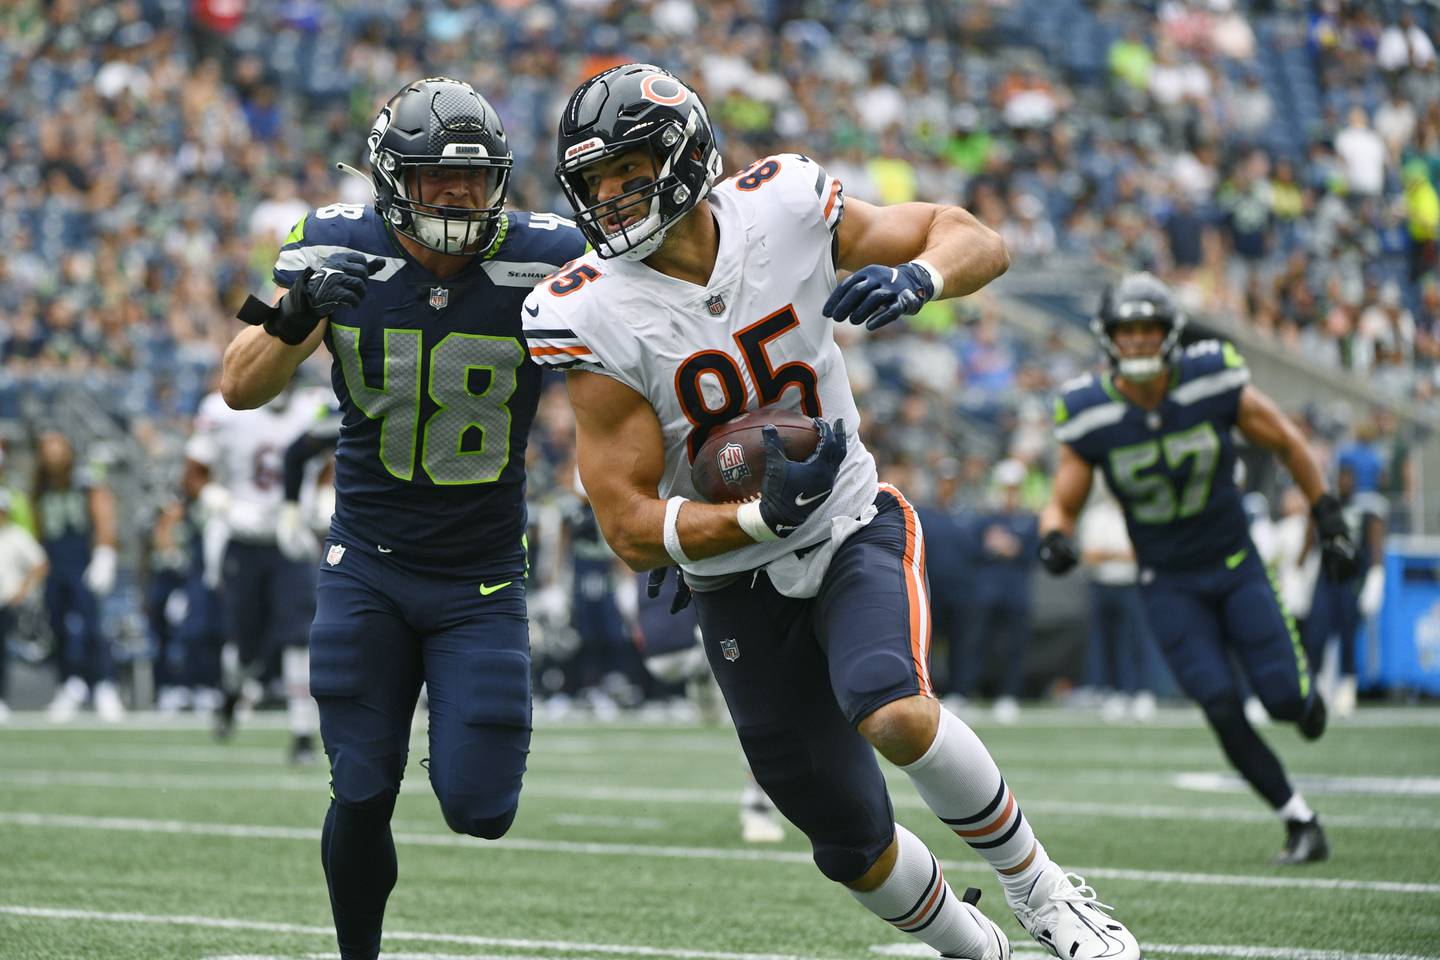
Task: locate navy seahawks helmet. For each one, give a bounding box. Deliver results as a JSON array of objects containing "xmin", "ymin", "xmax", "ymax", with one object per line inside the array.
[
  {"xmin": 366, "ymin": 77, "xmax": 512, "ymax": 255},
  {"xmin": 1091, "ymin": 272, "xmax": 1187, "ymax": 383},
  {"xmin": 555, "ymin": 63, "xmax": 722, "ymax": 260}
]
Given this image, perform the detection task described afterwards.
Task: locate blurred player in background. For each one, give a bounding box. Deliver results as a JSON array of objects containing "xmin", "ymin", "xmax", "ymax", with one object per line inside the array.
[
  {"xmin": 527, "ymin": 63, "xmax": 1139, "ymax": 960},
  {"xmin": 1039, "ymin": 272, "xmax": 1361, "ymax": 866},
  {"xmin": 33, "ymin": 431, "xmax": 123, "ymax": 722},
  {"xmin": 220, "ymin": 77, "xmax": 584, "ymax": 960},
  {"xmin": 193, "ymin": 383, "xmax": 327, "ymax": 762},
  {"xmin": 0, "ymin": 488, "xmax": 48, "ymax": 722},
  {"xmin": 636, "ymin": 568, "xmax": 785, "ymax": 844}
]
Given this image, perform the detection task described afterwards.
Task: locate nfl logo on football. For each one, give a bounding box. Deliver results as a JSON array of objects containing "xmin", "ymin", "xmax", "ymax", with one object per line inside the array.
[
  {"xmin": 720, "ymin": 637, "xmax": 740, "ymax": 662},
  {"xmin": 429, "ymin": 286, "xmax": 449, "ymax": 310},
  {"xmin": 717, "ymin": 442, "xmax": 750, "ymax": 487}
]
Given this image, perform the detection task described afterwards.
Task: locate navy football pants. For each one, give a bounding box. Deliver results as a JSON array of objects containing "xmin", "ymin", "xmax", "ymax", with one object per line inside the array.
[
  {"xmin": 693, "ymin": 485, "xmax": 933, "ymax": 883},
  {"xmin": 309, "ymin": 540, "xmax": 531, "ymax": 837}
]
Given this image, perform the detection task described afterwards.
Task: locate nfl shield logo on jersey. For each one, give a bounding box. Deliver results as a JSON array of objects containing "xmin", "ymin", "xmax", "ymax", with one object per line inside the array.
[
  {"xmin": 705, "ymin": 293, "xmax": 726, "ymax": 316},
  {"xmin": 720, "ymin": 637, "xmax": 740, "ymax": 662},
  {"xmin": 429, "ymin": 286, "xmax": 449, "ymax": 310},
  {"xmin": 326, "ymin": 543, "xmax": 346, "ymax": 566},
  {"xmin": 717, "ymin": 442, "xmax": 750, "ymax": 487}
]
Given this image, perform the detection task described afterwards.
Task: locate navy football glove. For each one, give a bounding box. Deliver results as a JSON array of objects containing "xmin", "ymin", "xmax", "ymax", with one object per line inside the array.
[
  {"xmin": 755, "ymin": 417, "xmax": 847, "ymax": 538},
  {"xmin": 1312, "ymin": 494, "xmax": 1361, "ymax": 582},
  {"xmin": 822, "ymin": 262, "xmax": 938, "ymax": 331},
  {"xmin": 645, "ymin": 565, "xmax": 693, "ymax": 615},
  {"xmin": 246, "ymin": 252, "xmax": 385, "ymax": 345},
  {"xmin": 1038, "ymin": 530, "xmax": 1079, "ymax": 575}
]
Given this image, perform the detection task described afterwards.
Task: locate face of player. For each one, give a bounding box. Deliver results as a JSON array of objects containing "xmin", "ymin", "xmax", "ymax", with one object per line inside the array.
[
  {"xmin": 37, "ymin": 432, "xmax": 74, "ymax": 478},
  {"xmin": 1112, "ymin": 320, "xmax": 1167, "ymax": 363},
  {"xmin": 579, "ymin": 147, "xmax": 658, "ymax": 235},
  {"xmin": 406, "ymin": 165, "xmax": 493, "ymax": 215}
]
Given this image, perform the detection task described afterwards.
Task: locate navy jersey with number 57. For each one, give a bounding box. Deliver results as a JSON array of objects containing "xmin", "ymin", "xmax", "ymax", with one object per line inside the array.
[
  {"xmin": 1055, "ymin": 340, "xmax": 1252, "ymax": 572},
  {"xmin": 272, "ymin": 203, "xmax": 585, "ymax": 577}
]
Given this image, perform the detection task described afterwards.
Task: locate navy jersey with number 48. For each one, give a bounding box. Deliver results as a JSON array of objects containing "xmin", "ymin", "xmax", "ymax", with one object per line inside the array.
[
  {"xmin": 273, "ymin": 203, "xmax": 585, "ymax": 577},
  {"xmin": 1055, "ymin": 339, "xmax": 1252, "ymax": 572}
]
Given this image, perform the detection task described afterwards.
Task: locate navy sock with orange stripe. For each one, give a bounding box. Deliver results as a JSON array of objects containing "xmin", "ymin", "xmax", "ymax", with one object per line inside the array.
[
  {"xmin": 848, "ymin": 824, "xmax": 992, "ymax": 959},
  {"xmin": 902, "ymin": 707, "xmax": 1052, "ymax": 908}
]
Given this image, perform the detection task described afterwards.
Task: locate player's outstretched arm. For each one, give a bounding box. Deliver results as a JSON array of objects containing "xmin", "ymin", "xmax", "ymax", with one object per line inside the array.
[
  {"xmin": 1237, "ymin": 383, "xmax": 1360, "ymax": 579},
  {"xmin": 1235, "ymin": 385, "xmax": 1324, "ymax": 502},
  {"xmin": 823, "ymin": 197, "xmax": 1009, "ymax": 331},
  {"xmin": 1037, "ymin": 443, "xmax": 1093, "ymax": 575},
  {"xmin": 567, "ymin": 370, "xmax": 761, "ymax": 571}
]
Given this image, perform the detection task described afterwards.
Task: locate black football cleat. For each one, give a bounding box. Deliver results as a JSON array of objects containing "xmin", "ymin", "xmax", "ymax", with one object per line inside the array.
[
  {"xmin": 290, "ymin": 734, "xmax": 318, "ymax": 767},
  {"xmin": 213, "ymin": 688, "xmax": 240, "ymax": 742},
  {"xmin": 1298, "ymin": 692, "xmax": 1327, "ymax": 741},
  {"xmin": 1273, "ymin": 817, "xmax": 1329, "ymax": 866}
]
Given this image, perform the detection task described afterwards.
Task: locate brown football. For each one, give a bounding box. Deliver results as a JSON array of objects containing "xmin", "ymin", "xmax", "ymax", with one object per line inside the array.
[{"xmin": 690, "ymin": 406, "xmax": 820, "ymax": 503}]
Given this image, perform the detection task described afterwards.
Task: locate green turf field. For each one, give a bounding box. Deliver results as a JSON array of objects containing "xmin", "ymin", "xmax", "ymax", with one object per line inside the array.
[{"xmin": 1, "ymin": 706, "xmax": 1437, "ymax": 960}]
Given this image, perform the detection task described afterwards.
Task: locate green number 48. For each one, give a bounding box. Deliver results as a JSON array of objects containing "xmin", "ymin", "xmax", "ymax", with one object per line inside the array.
[{"xmin": 330, "ymin": 324, "xmax": 524, "ymax": 485}]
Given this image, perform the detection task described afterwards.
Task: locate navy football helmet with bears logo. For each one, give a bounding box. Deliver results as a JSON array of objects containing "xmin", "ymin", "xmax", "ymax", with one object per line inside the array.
[
  {"xmin": 1092, "ymin": 271, "xmax": 1188, "ymax": 383},
  {"xmin": 365, "ymin": 77, "xmax": 513, "ymax": 255},
  {"xmin": 555, "ymin": 63, "xmax": 722, "ymax": 261}
]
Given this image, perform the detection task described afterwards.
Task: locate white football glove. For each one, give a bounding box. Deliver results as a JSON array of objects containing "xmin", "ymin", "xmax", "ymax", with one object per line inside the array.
[
  {"xmin": 1359, "ymin": 565, "xmax": 1385, "ymax": 618},
  {"xmin": 275, "ymin": 500, "xmax": 319, "ymax": 562},
  {"xmin": 83, "ymin": 544, "xmax": 118, "ymax": 595}
]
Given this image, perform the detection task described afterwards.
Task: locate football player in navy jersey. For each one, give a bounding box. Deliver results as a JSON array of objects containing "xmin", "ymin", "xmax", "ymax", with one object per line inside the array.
[
  {"xmin": 1039, "ymin": 272, "xmax": 1360, "ymax": 866},
  {"xmin": 220, "ymin": 77, "xmax": 585, "ymax": 960}
]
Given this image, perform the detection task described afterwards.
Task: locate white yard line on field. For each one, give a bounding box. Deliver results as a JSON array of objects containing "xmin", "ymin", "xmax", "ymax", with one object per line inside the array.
[
  {"xmin": 0, "ymin": 905, "xmax": 847, "ymax": 960},
  {"xmin": 1, "ymin": 810, "xmax": 1437, "ymax": 897},
  {"xmin": 873, "ymin": 943, "xmax": 1440, "ymax": 960},
  {"xmin": 3, "ymin": 767, "xmax": 1440, "ymax": 831},
  {"xmin": 0, "ymin": 904, "xmax": 1431, "ymax": 960}
]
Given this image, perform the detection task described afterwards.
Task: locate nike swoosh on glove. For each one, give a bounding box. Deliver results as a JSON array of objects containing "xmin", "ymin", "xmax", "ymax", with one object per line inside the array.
[
  {"xmin": 756, "ymin": 417, "xmax": 847, "ymax": 538},
  {"xmin": 822, "ymin": 262, "xmax": 938, "ymax": 330}
]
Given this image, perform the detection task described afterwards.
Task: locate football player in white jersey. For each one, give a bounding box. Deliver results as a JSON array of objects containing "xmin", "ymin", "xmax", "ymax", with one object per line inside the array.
[
  {"xmin": 524, "ymin": 64, "xmax": 1140, "ymax": 960},
  {"xmin": 192, "ymin": 384, "xmax": 327, "ymax": 761}
]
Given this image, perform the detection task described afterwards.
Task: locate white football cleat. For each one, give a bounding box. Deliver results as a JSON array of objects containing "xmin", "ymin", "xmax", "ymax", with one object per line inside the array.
[
  {"xmin": 1014, "ymin": 866, "xmax": 1140, "ymax": 959},
  {"xmin": 93, "ymin": 681, "xmax": 125, "ymax": 723},
  {"xmin": 46, "ymin": 676, "xmax": 88, "ymax": 723}
]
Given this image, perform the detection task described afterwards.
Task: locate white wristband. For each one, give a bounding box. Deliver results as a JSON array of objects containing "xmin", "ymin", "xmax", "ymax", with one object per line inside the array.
[
  {"xmin": 663, "ymin": 496, "xmax": 693, "ymax": 565},
  {"xmin": 910, "ymin": 258, "xmax": 945, "ymax": 301},
  {"xmin": 736, "ymin": 499, "xmax": 781, "ymax": 543}
]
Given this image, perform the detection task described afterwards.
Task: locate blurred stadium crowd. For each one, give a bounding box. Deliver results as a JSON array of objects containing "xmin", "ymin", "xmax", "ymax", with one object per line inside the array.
[{"xmin": 0, "ymin": 0, "xmax": 1432, "ymax": 719}]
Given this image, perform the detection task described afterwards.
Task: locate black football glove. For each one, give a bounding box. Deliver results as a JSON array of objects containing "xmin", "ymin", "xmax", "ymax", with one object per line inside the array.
[
  {"xmin": 1038, "ymin": 529, "xmax": 1079, "ymax": 575},
  {"xmin": 756, "ymin": 417, "xmax": 847, "ymax": 538},
  {"xmin": 645, "ymin": 565, "xmax": 693, "ymax": 615},
  {"xmin": 1312, "ymin": 493, "xmax": 1361, "ymax": 582},
  {"xmin": 244, "ymin": 252, "xmax": 385, "ymax": 345},
  {"xmin": 822, "ymin": 262, "xmax": 938, "ymax": 331}
]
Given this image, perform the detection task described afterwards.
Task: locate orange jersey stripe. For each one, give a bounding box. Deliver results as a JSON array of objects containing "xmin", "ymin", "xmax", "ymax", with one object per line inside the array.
[
  {"xmin": 822, "ymin": 179, "xmax": 842, "ymax": 220},
  {"xmin": 952, "ymin": 790, "xmax": 1015, "ymax": 838},
  {"xmin": 530, "ymin": 344, "xmax": 593, "ymax": 357}
]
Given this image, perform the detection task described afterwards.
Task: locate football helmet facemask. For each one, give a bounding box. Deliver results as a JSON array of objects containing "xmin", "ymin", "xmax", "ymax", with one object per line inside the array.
[
  {"xmin": 365, "ymin": 77, "xmax": 512, "ymax": 256},
  {"xmin": 555, "ymin": 63, "xmax": 722, "ymax": 261},
  {"xmin": 1091, "ymin": 271, "xmax": 1187, "ymax": 383}
]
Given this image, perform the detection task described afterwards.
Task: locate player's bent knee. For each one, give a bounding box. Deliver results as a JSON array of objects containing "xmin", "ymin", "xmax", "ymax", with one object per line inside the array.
[
  {"xmin": 439, "ymin": 799, "xmax": 518, "ymax": 839},
  {"xmin": 813, "ymin": 835, "xmax": 893, "ymax": 884},
  {"xmin": 857, "ymin": 693, "xmax": 938, "ymax": 766}
]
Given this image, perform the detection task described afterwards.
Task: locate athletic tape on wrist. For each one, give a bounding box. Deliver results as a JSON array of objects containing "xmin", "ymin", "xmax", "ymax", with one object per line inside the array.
[
  {"xmin": 736, "ymin": 499, "xmax": 781, "ymax": 543},
  {"xmin": 663, "ymin": 496, "xmax": 693, "ymax": 565},
  {"xmin": 910, "ymin": 259, "xmax": 945, "ymax": 301}
]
